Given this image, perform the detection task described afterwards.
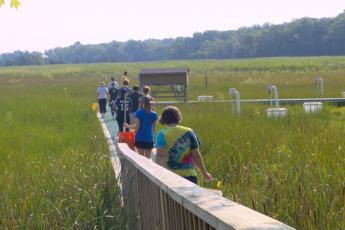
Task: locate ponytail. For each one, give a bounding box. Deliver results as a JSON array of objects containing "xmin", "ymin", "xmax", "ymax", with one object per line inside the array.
[{"xmin": 143, "ymin": 103, "xmax": 152, "ymax": 112}]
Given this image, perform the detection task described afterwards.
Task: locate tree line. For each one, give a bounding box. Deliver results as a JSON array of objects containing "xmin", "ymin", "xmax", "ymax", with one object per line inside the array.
[{"xmin": 1, "ymin": 11, "xmax": 345, "ymax": 66}]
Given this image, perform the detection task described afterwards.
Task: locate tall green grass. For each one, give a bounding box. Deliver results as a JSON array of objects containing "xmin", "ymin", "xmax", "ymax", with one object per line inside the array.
[
  {"xmin": 0, "ymin": 75, "xmax": 125, "ymax": 228},
  {"xmin": 155, "ymin": 103, "xmax": 345, "ymax": 229},
  {"xmin": 1, "ymin": 56, "xmax": 345, "ymax": 229}
]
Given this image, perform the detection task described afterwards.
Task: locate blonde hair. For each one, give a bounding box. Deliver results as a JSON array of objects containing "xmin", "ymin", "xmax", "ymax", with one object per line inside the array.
[
  {"xmin": 143, "ymin": 86, "xmax": 150, "ymax": 95},
  {"xmin": 123, "ymin": 79, "xmax": 129, "ymax": 86},
  {"xmin": 141, "ymin": 95, "xmax": 154, "ymax": 111}
]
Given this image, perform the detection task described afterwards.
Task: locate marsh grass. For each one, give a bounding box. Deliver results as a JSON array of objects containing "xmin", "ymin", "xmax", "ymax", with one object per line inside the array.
[
  {"xmin": 155, "ymin": 103, "xmax": 345, "ymax": 229},
  {"xmin": 1, "ymin": 56, "xmax": 345, "ymax": 229},
  {"xmin": 0, "ymin": 73, "xmax": 125, "ymax": 229}
]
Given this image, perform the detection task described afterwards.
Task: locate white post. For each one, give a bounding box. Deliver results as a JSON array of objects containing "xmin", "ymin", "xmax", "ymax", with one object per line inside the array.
[
  {"xmin": 235, "ymin": 90, "xmax": 241, "ymax": 114},
  {"xmin": 315, "ymin": 76, "xmax": 323, "ymax": 97},
  {"xmin": 229, "ymin": 88, "xmax": 241, "ymax": 114},
  {"xmin": 268, "ymin": 85, "xmax": 279, "ymax": 107}
]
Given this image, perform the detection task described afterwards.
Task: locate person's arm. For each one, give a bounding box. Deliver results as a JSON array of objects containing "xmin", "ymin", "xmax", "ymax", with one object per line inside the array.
[
  {"xmin": 106, "ymin": 88, "xmax": 109, "ymax": 101},
  {"xmin": 155, "ymin": 131, "xmax": 166, "ymax": 165},
  {"xmin": 190, "ymin": 148, "xmax": 212, "ymax": 182},
  {"xmin": 152, "ymin": 121, "xmax": 156, "ymax": 133},
  {"xmin": 124, "ymin": 118, "xmax": 140, "ymax": 130},
  {"xmin": 155, "ymin": 147, "xmax": 166, "ymax": 166},
  {"xmin": 95, "ymin": 88, "xmax": 99, "ymax": 102}
]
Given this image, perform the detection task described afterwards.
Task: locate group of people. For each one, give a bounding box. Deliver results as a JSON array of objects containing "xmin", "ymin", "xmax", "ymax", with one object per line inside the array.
[{"xmin": 95, "ymin": 72, "xmax": 212, "ymax": 185}]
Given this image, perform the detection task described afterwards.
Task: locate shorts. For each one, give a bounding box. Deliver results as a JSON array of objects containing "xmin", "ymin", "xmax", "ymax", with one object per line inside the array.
[
  {"xmin": 184, "ymin": 176, "xmax": 198, "ymax": 184},
  {"xmin": 135, "ymin": 140, "xmax": 154, "ymax": 150}
]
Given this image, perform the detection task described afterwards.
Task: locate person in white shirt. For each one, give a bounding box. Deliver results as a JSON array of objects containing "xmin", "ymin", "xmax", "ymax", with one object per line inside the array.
[
  {"xmin": 95, "ymin": 81, "xmax": 109, "ymax": 119},
  {"xmin": 108, "ymin": 77, "xmax": 119, "ymax": 89}
]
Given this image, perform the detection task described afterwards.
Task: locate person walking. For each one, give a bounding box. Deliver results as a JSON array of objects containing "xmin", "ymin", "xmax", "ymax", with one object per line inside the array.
[
  {"xmin": 108, "ymin": 77, "xmax": 119, "ymax": 89},
  {"xmin": 139, "ymin": 86, "xmax": 152, "ymax": 109},
  {"xmin": 143, "ymin": 86, "xmax": 151, "ymax": 97},
  {"xmin": 124, "ymin": 96, "xmax": 157, "ymax": 158},
  {"xmin": 95, "ymin": 81, "xmax": 109, "ymax": 119},
  {"xmin": 108, "ymin": 82, "xmax": 118, "ymax": 120},
  {"xmin": 115, "ymin": 88, "xmax": 132, "ymax": 132},
  {"xmin": 128, "ymin": 86, "xmax": 143, "ymax": 124},
  {"xmin": 155, "ymin": 106, "xmax": 212, "ymax": 184},
  {"xmin": 118, "ymin": 78, "xmax": 132, "ymax": 97}
]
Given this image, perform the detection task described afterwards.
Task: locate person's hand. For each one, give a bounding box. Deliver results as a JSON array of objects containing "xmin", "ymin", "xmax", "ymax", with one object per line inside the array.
[
  {"xmin": 123, "ymin": 122, "xmax": 130, "ymax": 128},
  {"xmin": 202, "ymin": 172, "xmax": 212, "ymax": 182}
]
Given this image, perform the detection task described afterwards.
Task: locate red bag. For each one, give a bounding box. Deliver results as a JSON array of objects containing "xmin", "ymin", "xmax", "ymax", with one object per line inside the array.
[
  {"xmin": 118, "ymin": 93, "xmax": 135, "ymax": 150},
  {"xmin": 118, "ymin": 131, "xmax": 135, "ymax": 150}
]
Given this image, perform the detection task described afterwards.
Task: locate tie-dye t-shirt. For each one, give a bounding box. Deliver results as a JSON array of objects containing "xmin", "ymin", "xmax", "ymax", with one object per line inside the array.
[{"xmin": 155, "ymin": 125, "xmax": 200, "ymax": 177}]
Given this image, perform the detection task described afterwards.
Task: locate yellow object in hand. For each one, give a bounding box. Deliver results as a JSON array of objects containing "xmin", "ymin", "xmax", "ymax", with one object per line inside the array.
[
  {"xmin": 216, "ymin": 181, "xmax": 221, "ymax": 189},
  {"xmin": 91, "ymin": 103, "xmax": 99, "ymax": 112}
]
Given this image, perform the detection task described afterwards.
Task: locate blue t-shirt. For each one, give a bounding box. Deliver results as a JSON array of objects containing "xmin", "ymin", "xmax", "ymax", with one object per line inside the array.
[{"xmin": 135, "ymin": 109, "xmax": 158, "ymax": 143}]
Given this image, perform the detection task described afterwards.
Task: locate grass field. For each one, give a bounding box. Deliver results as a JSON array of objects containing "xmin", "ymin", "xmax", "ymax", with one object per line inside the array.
[
  {"xmin": 165, "ymin": 103, "xmax": 345, "ymax": 229},
  {"xmin": 0, "ymin": 71, "xmax": 125, "ymax": 228},
  {"xmin": 1, "ymin": 56, "xmax": 345, "ymax": 229}
]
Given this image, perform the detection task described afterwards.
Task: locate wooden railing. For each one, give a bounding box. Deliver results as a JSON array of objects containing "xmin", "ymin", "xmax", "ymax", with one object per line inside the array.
[{"xmin": 115, "ymin": 143, "xmax": 294, "ymax": 230}]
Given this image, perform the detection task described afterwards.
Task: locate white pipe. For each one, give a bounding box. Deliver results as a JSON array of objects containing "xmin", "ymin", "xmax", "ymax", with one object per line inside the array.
[
  {"xmin": 268, "ymin": 85, "xmax": 279, "ymax": 107},
  {"xmin": 235, "ymin": 90, "xmax": 240, "ymax": 114},
  {"xmin": 315, "ymin": 76, "xmax": 323, "ymax": 97},
  {"xmin": 229, "ymin": 88, "xmax": 241, "ymax": 114},
  {"xmin": 229, "ymin": 88, "xmax": 235, "ymax": 113}
]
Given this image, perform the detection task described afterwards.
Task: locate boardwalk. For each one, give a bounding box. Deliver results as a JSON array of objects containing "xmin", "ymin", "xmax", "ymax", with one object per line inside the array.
[{"xmin": 98, "ymin": 110, "xmax": 294, "ymax": 230}]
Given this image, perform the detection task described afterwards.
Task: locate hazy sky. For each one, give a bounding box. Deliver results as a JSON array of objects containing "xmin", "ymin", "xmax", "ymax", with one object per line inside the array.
[{"xmin": 1, "ymin": 0, "xmax": 345, "ymax": 53}]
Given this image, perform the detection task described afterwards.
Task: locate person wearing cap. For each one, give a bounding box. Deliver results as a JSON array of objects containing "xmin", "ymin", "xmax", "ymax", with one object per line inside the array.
[
  {"xmin": 115, "ymin": 88, "xmax": 133, "ymax": 132},
  {"xmin": 95, "ymin": 81, "xmax": 109, "ymax": 119},
  {"xmin": 124, "ymin": 95, "xmax": 157, "ymax": 158},
  {"xmin": 155, "ymin": 106, "xmax": 212, "ymax": 184}
]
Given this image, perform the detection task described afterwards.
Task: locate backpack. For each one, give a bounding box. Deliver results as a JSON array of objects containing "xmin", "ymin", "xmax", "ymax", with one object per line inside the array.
[{"xmin": 109, "ymin": 87, "xmax": 118, "ymax": 100}]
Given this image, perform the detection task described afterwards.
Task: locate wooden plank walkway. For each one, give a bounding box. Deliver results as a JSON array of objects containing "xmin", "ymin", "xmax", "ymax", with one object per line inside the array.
[{"xmin": 97, "ymin": 110, "xmax": 294, "ymax": 229}]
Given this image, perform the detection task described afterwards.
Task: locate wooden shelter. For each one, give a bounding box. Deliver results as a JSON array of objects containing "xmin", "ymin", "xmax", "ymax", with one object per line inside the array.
[{"xmin": 139, "ymin": 68, "xmax": 189, "ymax": 102}]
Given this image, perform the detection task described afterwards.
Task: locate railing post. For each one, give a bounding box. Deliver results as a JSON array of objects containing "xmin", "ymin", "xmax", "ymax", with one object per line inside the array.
[
  {"xmin": 113, "ymin": 143, "xmax": 294, "ymax": 230},
  {"xmin": 120, "ymin": 158, "xmax": 141, "ymax": 230}
]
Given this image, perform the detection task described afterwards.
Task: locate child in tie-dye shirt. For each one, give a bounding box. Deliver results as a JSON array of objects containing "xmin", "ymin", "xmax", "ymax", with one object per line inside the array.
[{"xmin": 155, "ymin": 106, "xmax": 212, "ymax": 184}]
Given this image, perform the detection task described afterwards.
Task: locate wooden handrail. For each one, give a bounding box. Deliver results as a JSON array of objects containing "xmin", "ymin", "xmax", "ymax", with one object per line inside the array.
[{"xmin": 115, "ymin": 143, "xmax": 294, "ymax": 230}]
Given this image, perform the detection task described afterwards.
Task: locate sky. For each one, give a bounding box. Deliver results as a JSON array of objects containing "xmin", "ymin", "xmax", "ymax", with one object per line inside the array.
[{"xmin": 1, "ymin": 0, "xmax": 345, "ymax": 53}]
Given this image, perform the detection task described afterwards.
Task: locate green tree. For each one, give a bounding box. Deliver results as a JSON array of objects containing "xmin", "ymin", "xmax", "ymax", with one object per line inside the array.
[{"xmin": 0, "ymin": 0, "xmax": 20, "ymax": 8}]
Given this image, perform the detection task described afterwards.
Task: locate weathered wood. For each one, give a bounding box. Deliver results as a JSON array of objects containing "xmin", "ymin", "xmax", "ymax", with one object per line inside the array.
[
  {"xmin": 98, "ymin": 113, "xmax": 121, "ymax": 179},
  {"xmin": 139, "ymin": 68, "xmax": 189, "ymax": 102},
  {"xmin": 183, "ymin": 204, "xmax": 189, "ymax": 229},
  {"xmin": 116, "ymin": 143, "xmax": 294, "ymax": 230},
  {"xmin": 160, "ymin": 190, "xmax": 167, "ymax": 230}
]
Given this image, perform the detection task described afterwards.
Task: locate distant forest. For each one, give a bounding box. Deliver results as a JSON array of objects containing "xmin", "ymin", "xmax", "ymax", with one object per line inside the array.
[{"xmin": 1, "ymin": 11, "xmax": 345, "ymax": 66}]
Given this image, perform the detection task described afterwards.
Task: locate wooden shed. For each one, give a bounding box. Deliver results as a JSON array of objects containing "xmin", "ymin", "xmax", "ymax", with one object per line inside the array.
[{"xmin": 139, "ymin": 68, "xmax": 189, "ymax": 102}]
